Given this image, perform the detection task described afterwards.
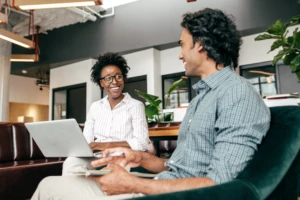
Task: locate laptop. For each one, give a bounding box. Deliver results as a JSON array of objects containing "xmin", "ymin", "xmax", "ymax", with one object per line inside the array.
[{"xmin": 25, "ymin": 119, "xmax": 96, "ymax": 158}]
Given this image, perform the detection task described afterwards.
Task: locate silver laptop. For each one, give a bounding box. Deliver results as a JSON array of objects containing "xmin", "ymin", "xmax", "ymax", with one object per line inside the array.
[{"xmin": 25, "ymin": 119, "xmax": 95, "ymax": 158}]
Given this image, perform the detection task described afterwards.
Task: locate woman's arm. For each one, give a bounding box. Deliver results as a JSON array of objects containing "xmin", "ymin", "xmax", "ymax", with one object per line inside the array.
[
  {"xmin": 89, "ymin": 141, "xmax": 131, "ymax": 151},
  {"xmin": 126, "ymin": 102, "xmax": 150, "ymax": 151},
  {"xmin": 83, "ymin": 103, "xmax": 96, "ymax": 143}
]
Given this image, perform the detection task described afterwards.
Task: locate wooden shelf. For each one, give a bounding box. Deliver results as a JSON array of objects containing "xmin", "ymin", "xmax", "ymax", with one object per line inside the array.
[{"xmin": 149, "ymin": 126, "xmax": 179, "ymax": 137}]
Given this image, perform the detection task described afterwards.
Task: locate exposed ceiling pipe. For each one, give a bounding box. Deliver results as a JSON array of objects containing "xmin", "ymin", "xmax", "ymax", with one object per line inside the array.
[
  {"xmin": 85, "ymin": 6, "xmax": 114, "ymax": 18},
  {"xmin": 3, "ymin": 4, "xmax": 30, "ymax": 16},
  {"xmin": 66, "ymin": 7, "xmax": 97, "ymax": 22}
]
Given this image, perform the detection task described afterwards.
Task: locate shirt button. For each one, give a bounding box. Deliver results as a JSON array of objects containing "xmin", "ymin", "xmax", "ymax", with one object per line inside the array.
[
  {"xmin": 189, "ymin": 119, "xmax": 192, "ymax": 123},
  {"xmin": 169, "ymin": 160, "xmax": 174, "ymax": 164}
]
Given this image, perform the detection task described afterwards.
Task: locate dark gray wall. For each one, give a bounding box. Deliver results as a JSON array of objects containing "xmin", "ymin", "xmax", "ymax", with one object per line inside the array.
[
  {"xmin": 11, "ymin": 0, "xmax": 300, "ymax": 72},
  {"xmin": 277, "ymin": 64, "xmax": 300, "ymax": 94}
]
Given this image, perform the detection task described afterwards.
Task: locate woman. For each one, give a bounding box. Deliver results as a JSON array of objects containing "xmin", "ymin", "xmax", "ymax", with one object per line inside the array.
[{"xmin": 63, "ymin": 52, "xmax": 153, "ymax": 175}]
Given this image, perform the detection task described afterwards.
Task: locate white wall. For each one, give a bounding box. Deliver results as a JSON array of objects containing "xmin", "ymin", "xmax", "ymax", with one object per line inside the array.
[
  {"xmin": 159, "ymin": 25, "xmax": 300, "ymax": 72},
  {"xmin": 124, "ymin": 48, "xmax": 162, "ymax": 99},
  {"xmin": 160, "ymin": 47, "xmax": 183, "ymax": 75},
  {"xmin": 9, "ymin": 75, "xmax": 49, "ymax": 105},
  {"xmin": 49, "ymin": 26, "xmax": 300, "ymax": 117},
  {"xmin": 49, "ymin": 59, "xmax": 100, "ymax": 120},
  {"xmin": 240, "ymin": 25, "xmax": 300, "ymax": 66}
]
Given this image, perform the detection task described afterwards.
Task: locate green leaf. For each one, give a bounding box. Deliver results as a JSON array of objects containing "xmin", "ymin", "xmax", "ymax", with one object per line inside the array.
[
  {"xmin": 290, "ymin": 54, "xmax": 300, "ymax": 67},
  {"xmin": 135, "ymin": 89, "xmax": 159, "ymax": 106},
  {"xmin": 288, "ymin": 14, "xmax": 300, "ymax": 27},
  {"xmin": 167, "ymin": 78, "xmax": 185, "ymax": 98},
  {"xmin": 269, "ymin": 39, "xmax": 283, "ymax": 52},
  {"xmin": 266, "ymin": 20, "xmax": 284, "ymax": 36},
  {"xmin": 255, "ymin": 34, "xmax": 281, "ymax": 41},
  {"xmin": 145, "ymin": 105, "xmax": 159, "ymax": 119},
  {"xmin": 290, "ymin": 64, "xmax": 298, "ymax": 73},
  {"xmin": 153, "ymin": 99, "xmax": 162, "ymax": 107},
  {"xmin": 294, "ymin": 31, "xmax": 300, "ymax": 47},
  {"xmin": 283, "ymin": 53, "xmax": 298, "ymax": 65},
  {"xmin": 287, "ymin": 36, "xmax": 294, "ymax": 45},
  {"xmin": 296, "ymin": 70, "xmax": 300, "ymax": 82},
  {"xmin": 272, "ymin": 50, "xmax": 285, "ymax": 65}
]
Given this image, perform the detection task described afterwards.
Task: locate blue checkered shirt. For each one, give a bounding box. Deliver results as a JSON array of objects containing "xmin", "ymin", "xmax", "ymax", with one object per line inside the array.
[{"xmin": 156, "ymin": 67, "xmax": 271, "ymax": 184}]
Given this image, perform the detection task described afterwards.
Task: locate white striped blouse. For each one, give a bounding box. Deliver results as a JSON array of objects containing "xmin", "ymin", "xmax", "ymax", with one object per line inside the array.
[{"xmin": 83, "ymin": 93, "xmax": 150, "ymax": 151}]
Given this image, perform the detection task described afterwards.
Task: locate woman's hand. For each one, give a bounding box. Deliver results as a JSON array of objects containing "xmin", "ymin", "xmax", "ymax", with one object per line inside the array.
[{"xmin": 91, "ymin": 147, "xmax": 145, "ymax": 169}]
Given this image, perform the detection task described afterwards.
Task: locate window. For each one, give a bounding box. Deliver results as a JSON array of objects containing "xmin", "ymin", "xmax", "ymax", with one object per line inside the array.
[
  {"xmin": 52, "ymin": 83, "xmax": 86, "ymax": 123},
  {"xmin": 240, "ymin": 62, "xmax": 278, "ymax": 97},
  {"xmin": 122, "ymin": 75, "xmax": 147, "ymax": 103},
  {"xmin": 162, "ymin": 72, "xmax": 200, "ymax": 109}
]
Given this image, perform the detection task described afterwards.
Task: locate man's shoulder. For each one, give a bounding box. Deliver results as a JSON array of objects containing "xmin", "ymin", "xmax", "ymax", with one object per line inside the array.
[{"xmin": 219, "ymin": 73, "xmax": 257, "ymax": 97}]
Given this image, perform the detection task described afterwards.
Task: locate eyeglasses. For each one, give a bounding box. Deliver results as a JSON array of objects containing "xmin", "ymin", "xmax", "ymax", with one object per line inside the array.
[{"xmin": 100, "ymin": 74, "xmax": 124, "ymax": 84}]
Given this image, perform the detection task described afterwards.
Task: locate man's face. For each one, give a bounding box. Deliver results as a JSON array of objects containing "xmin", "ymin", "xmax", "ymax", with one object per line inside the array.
[{"xmin": 178, "ymin": 29, "xmax": 203, "ymax": 77}]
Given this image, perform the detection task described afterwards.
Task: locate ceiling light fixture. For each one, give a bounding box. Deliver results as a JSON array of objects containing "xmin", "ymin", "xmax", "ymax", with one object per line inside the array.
[
  {"xmin": 0, "ymin": 29, "xmax": 35, "ymax": 48},
  {"xmin": 101, "ymin": 0, "xmax": 137, "ymax": 9},
  {"xmin": 11, "ymin": 54, "xmax": 39, "ymax": 62},
  {"xmin": 13, "ymin": 0, "xmax": 102, "ymax": 10},
  {"xmin": 11, "ymin": 21, "xmax": 40, "ymax": 62}
]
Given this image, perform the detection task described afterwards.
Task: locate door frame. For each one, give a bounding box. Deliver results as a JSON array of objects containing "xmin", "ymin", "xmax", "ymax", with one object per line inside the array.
[{"xmin": 52, "ymin": 83, "xmax": 87, "ymax": 120}]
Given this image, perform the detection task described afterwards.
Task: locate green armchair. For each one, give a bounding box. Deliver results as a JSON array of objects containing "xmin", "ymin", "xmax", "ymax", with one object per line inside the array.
[{"xmin": 133, "ymin": 106, "xmax": 300, "ymax": 200}]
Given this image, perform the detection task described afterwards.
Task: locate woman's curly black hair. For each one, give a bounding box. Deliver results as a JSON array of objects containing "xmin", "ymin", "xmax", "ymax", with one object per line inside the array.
[
  {"xmin": 91, "ymin": 52, "xmax": 130, "ymax": 87},
  {"xmin": 181, "ymin": 8, "xmax": 242, "ymax": 69}
]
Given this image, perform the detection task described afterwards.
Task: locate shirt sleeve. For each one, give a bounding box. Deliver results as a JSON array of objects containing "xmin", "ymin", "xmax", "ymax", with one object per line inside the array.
[
  {"xmin": 206, "ymin": 84, "xmax": 271, "ymax": 184},
  {"xmin": 83, "ymin": 103, "xmax": 95, "ymax": 144},
  {"xmin": 126, "ymin": 102, "xmax": 150, "ymax": 151}
]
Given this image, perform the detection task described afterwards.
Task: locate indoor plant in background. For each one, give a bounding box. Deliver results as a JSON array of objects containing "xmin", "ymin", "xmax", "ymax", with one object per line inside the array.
[
  {"xmin": 254, "ymin": 1, "xmax": 300, "ymax": 80},
  {"xmin": 135, "ymin": 78, "xmax": 185, "ymax": 122}
]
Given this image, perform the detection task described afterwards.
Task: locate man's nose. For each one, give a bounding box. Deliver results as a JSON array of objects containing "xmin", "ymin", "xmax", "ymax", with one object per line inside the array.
[{"xmin": 178, "ymin": 51, "xmax": 183, "ymax": 60}]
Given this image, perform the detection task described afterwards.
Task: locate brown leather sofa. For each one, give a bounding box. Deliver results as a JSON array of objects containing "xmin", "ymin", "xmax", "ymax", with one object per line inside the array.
[{"xmin": 0, "ymin": 122, "xmax": 64, "ymax": 200}]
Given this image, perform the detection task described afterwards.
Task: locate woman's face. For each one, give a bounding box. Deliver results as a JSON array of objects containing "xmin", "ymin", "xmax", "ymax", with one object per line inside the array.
[{"xmin": 100, "ymin": 65, "xmax": 124, "ymax": 100}]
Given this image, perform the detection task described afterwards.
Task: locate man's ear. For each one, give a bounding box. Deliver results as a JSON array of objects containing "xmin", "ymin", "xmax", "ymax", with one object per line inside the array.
[{"xmin": 196, "ymin": 42, "xmax": 203, "ymax": 52}]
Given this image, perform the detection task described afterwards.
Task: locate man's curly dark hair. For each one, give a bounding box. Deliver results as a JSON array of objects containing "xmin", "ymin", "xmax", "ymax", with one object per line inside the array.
[
  {"xmin": 181, "ymin": 8, "xmax": 242, "ymax": 69},
  {"xmin": 91, "ymin": 52, "xmax": 130, "ymax": 87}
]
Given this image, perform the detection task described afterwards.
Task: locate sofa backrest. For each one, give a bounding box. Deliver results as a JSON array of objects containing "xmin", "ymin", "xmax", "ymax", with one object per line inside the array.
[
  {"xmin": 0, "ymin": 123, "xmax": 44, "ymax": 163},
  {"xmin": 237, "ymin": 106, "xmax": 300, "ymax": 199}
]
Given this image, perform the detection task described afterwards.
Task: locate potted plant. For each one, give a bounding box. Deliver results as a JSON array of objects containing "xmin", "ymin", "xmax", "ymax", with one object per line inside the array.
[
  {"xmin": 254, "ymin": 4, "xmax": 300, "ymax": 80},
  {"xmin": 135, "ymin": 78, "xmax": 185, "ymax": 122}
]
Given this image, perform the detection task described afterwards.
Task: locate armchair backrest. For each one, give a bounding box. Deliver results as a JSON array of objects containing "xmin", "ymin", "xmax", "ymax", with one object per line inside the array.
[{"xmin": 237, "ymin": 106, "xmax": 300, "ymax": 199}]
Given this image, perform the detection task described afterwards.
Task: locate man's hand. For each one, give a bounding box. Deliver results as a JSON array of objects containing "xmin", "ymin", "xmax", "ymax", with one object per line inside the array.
[
  {"xmin": 89, "ymin": 164, "xmax": 138, "ymax": 195},
  {"xmin": 91, "ymin": 147, "xmax": 144, "ymax": 169},
  {"xmin": 89, "ymin": 142, "xmax": 106, "ymax": 151}
]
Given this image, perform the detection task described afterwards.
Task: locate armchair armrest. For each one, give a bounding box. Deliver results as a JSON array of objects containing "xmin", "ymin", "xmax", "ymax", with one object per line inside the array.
[{"xmin": 131, "ymin": 180, "xmax": 258, "ymax": 200}]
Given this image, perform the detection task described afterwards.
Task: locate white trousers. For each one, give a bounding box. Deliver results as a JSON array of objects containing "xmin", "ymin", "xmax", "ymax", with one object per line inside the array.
[
  {"xmin": 31, "ymin": 157, "xmax": 142, "ymax": 200},
  {"xmin": 62, "ymin": 157, "xmax": 96, "ymax": 176},
  {"xmin": 31, "ymin": 176, "xmax": 144, "ymax": 200}
]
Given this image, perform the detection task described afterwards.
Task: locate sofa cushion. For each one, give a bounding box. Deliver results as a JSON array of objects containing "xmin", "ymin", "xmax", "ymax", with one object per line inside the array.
[
  {"xmin": 0, "ymin": 123, "xmax": 14, "ymax": 163},
  {"xmin": 12, "ymin": 123, "xmax": 31, "ymax": 161}
]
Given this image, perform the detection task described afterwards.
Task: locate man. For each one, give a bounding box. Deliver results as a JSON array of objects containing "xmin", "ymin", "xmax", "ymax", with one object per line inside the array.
[{"xmin": 32, "ymin": 8, "xmax": 270, "ymax": 199}]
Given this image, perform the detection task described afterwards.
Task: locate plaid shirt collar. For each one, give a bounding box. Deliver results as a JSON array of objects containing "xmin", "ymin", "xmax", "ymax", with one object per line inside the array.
[{"xmin": 193, "ymin": 66, "xmax": 234, "ymax": 92}]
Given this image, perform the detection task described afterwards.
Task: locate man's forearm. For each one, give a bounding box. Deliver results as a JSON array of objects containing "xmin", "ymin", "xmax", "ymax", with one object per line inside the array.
[
  {"xmin": 132, "ymin": 177, "xmax": 216, "ymax": 195},
  {"xmin": 139, "ymin": 152, "xmax": 169, "ymax": 173}
]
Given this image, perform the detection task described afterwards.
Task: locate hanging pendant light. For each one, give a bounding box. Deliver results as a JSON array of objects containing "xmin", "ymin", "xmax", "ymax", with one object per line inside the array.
[
  {"xmin": 11, "ymin": 12, "xmax": 39, "ymax": 62},
  {"xmin": 13, "ymin": 0, "xmax": 102, "ymax": 10}
]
